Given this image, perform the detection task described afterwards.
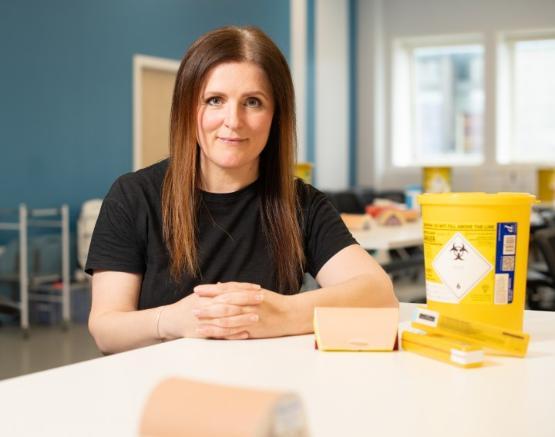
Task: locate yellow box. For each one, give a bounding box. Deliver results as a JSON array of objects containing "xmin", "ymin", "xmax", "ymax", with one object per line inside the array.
[
  {"xmin": 412, "ymin": 307, "xmax": 529, "ymax": 357},
  {"xmin": 401, "ymin": 328, "xmax": 484, "ymax": 368}
]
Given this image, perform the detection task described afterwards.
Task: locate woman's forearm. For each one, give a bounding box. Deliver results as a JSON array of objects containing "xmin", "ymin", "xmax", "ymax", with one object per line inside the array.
[
  {"xmin": 287, "ymin": 273, "xmax": 398, "ymax": 335},
  {"xmin": 88, "ymin": 306, "xmax": 163, "ymax": 354}
]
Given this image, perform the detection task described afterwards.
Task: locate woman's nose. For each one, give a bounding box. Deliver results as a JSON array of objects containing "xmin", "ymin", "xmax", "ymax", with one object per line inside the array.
[{"xmin": 224, "ymin": 104, "xmax": 242, "ymax": 129}]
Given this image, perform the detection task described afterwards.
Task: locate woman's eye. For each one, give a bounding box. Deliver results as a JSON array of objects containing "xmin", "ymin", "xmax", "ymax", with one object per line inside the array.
[
  {"xmin": 206, "ymin": 96, "xmax": 222, "ymax": 106},
  {"xmin": 245, "ymin": 97, "xmax": 261, "ymax": 108}
]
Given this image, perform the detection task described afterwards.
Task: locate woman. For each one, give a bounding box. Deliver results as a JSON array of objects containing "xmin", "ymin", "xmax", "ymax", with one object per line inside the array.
[{"xmin": 86, "ymin": 26, "xmax": 397, "ymax": 354}]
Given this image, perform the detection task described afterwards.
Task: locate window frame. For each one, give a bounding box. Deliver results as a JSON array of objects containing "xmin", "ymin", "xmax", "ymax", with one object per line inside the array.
[
  {"xmin": 392, "ymin": 33, "xmax": 486, "ymax": 168},
  {"xmin": 497, "ymin": 29, "xmax": 555, "ymax": 165}
]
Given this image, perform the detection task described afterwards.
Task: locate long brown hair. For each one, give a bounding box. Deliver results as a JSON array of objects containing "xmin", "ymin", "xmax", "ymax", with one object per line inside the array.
[{"xmin": 162, "ymin": 26, "xmax": 305, "ymax": 292}]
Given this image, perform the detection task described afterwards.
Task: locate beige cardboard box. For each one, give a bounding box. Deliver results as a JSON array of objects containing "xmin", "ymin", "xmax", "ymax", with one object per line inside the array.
[{"xmin": 314, "ymin": 307, "xmax": 399, "ymax": 351}]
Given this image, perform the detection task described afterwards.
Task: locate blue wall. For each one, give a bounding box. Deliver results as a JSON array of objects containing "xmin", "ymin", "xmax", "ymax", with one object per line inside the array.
[{"xmin": 0, "ymin": 0, "xmax": 290, "ymax": 232}]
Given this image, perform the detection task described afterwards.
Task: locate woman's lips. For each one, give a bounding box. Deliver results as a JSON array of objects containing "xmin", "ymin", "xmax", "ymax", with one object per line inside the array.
[{"xmin": 217, "ymin": 137, "xmax": 247, "ymax": 144}]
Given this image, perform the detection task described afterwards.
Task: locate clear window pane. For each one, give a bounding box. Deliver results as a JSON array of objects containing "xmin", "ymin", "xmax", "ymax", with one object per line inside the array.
[
  {"xmin": 514, "ymin": 39, "xmax": 555, "ymax": 161},
  {"xmin": 413, "ymin": 45, "xmax": 484, "ymax": 163}
]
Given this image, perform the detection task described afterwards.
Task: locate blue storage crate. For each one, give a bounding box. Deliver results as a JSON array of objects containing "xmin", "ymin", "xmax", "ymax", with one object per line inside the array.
[{"xmin": 29, "ymin": 282, "xmax": 91, "ymax": 325}]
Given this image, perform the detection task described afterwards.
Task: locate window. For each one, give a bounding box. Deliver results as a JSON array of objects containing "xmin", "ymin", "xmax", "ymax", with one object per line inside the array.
[
  {"xmin": 497, "ymin": 32, "xmax": 555, "ymax": 164},
  {"xmin": 393, "ymin": 36, "xmax": 485, "ymax": 167}
]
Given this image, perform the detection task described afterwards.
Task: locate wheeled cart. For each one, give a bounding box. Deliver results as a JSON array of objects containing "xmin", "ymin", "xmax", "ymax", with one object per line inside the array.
[{"xmin": 0, "ymin": 204, "xmax": 70, "ymax": 335}]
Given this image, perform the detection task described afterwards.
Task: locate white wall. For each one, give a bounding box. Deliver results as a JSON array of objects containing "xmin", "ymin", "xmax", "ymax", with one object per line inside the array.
[
  {"xmin": 357, "ymin": 0, "xmax": 555, "ymax": 193},
  {"xmin": 357, "ymin": 0, "xmax": 382, "ymax": 189},
  {"xmin": 315, "ymin": 0, "xmax": 350, "ymax": 189},
  {"xmin": 291, "ymin": 0, "xmax": 308, "ymax": 162}
]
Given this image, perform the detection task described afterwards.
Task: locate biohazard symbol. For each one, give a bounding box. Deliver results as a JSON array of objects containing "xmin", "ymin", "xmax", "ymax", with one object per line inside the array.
[{"xmin": 450, "ymin": 243, "xmax": 468, "ymax": 261}]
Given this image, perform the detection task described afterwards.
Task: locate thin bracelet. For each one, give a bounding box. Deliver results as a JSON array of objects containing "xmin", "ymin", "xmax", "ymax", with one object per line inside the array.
[{"xmin": 155, "ymin": 306, "xmax": 166, "ymax": 342}]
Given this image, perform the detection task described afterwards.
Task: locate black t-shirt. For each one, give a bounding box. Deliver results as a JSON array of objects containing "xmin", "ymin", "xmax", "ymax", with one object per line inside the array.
[{"xmin": 85, "ymin": 159, "xmax": 356, "ymax": 309}]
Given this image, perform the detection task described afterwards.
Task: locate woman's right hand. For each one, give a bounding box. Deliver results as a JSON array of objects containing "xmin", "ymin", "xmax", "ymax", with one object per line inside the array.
[{"xmin": 158, "ymin": 282, "xmax": 263, "ymax": 340}]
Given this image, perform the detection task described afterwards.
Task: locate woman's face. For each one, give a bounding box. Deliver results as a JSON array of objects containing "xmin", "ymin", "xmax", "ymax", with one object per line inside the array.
[{"xmin": 197, "ymin": 62, "xmax": 274, "ymax": 178}]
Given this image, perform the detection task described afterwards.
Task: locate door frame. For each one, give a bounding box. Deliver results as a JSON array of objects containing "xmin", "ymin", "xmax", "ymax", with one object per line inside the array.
[{"xmin": 132, "ymin": 54, "xmax": 180, "ymax": 171}]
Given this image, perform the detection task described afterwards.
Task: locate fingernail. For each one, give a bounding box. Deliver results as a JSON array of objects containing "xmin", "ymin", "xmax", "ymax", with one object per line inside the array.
[
  {"xmin": 251, "ymin": 284, "xmax": 261, "ymax": 290},
  {"xmin": 255, "ymin": 293, "xmax": 264, "ymax": 301},
  {"xmin": 249, "ymin": 314, "xmax": 259, "ymax": 322}
]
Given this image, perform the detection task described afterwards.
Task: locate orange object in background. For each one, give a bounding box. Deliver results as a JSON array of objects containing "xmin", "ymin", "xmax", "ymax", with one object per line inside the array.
[
  {"xmin": 340, "ymin": 213, "xmax": 372, "ymax": 230},
  {"xmin": 365, "ymin": 205, "xmax": 419, "ymax": 225},
  {"xmin": 365, "ymin": 204, "xmax": 393, "ymax": 218},
  {"xmin": 376, "ymin": 209, "xmax": 406, "ymax": 226}
]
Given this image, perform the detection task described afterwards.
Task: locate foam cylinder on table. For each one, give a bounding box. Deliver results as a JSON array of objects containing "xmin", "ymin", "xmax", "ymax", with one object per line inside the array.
[{"xmin": 139, "ymin": 377, "xmax": 309, "ymax": 437}]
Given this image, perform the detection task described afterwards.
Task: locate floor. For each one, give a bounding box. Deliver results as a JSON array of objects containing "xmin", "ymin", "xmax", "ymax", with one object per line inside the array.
[{"xmin": 0, "ymin": 322, "xmax": 100, "ymax": 381}]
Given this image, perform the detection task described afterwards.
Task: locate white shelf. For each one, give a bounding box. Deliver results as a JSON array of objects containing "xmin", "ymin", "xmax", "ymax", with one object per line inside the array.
[{"xmin": 0, "ymin": 204, "xmax": 71, "ymax": 333}]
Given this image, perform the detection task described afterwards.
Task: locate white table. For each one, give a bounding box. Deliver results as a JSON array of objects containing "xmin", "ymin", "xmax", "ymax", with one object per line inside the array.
[
  {"xmin": 1, "ymin": 303, "xmax": 554, "ymax": 437},
  {"xmin": 351, "ymin": 220, "xmax": 423, "ymax": 251}
]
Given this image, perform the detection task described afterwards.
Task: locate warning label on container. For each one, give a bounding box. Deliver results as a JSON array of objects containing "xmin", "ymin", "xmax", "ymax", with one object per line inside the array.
[
  {"xmin": 432, "ymin": 232, "xmax": 492, "ymax": 300},
  {"xmin": 424, "ymin": 222, "xmax": 498, "ymax": 304}
]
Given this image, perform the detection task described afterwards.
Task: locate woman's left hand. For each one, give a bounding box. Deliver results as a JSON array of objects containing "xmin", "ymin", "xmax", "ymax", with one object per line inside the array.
[{"xmin": 193, "ymin": 282, "xmax": 295, "ymax": 339}]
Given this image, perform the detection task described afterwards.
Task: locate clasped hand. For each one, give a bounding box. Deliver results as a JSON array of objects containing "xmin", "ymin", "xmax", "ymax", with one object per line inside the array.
[{"xmin": 190, "ymin": 282, "xmax": 292, "ymax": 340}]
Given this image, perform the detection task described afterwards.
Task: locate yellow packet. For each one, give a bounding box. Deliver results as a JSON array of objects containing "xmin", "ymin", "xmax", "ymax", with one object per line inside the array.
[
  {"xmin": 401, "ymin": 328, "xmax": 484, "ymax": 368},
  {"xmin": 412, "ymin": 307, "xmax": 529, "ymax": 357}
]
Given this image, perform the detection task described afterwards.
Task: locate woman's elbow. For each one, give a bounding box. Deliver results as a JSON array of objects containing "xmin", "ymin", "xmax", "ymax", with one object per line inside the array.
[
  {"xmin": 382, "ymin": 273, "xmax": 399, "ymax": 307},
  {"xmin": 362, "ymin": 271, "xmax": 398, "ymax": 308},
  {"xmin": 88, "ymin": 313, "xmax": 113, "ymax": 355}
]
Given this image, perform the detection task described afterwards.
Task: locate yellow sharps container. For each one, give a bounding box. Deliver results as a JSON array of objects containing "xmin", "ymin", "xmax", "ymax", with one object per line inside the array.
[
  {"xmin": 294, "ymin": 162, "xmax": 313, "ymax": 184},
  {"xmin": 422, "ymin": 167, "xmax": 452, "ymax": 193},
  {"xmin": 418, "ymin": 193, "xmax": 536, "ymax": 331},
  {"xmin": 537, "ymin": 168, "xmax": 555, "ymax": 203}
]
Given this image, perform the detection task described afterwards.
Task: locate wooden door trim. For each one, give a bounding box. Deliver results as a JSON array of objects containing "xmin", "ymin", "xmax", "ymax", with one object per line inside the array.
[{"xmin": 133, "ymin": 54, "xmax": 180, "ymax": 171}]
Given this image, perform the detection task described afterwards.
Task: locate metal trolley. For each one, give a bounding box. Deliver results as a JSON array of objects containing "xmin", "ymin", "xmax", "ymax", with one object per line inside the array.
[{"xmin": 0, "ymin": 204, "xmax": 70, "ymax": 335}]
